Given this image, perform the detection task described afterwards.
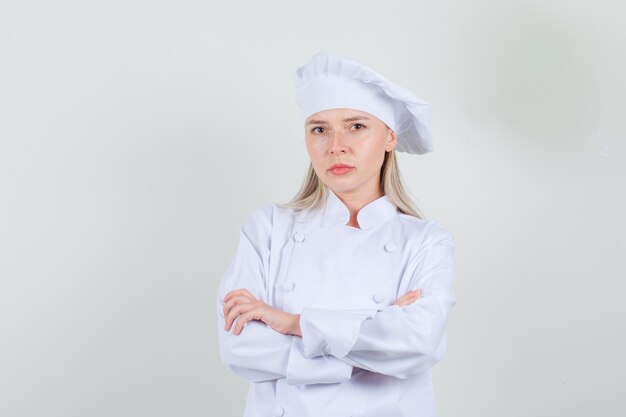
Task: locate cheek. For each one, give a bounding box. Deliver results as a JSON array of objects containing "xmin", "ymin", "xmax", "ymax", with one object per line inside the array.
[
  {"xmin": 306, "ymin": 142, "xmax": 325, "ymax": 168},
  {"xmin": 360, "ymin": 144, "xmax": 386, "ymax": 170},
  {"xmin": 306, "ymin": 138, "xmax": 326, "ymax": 154}
]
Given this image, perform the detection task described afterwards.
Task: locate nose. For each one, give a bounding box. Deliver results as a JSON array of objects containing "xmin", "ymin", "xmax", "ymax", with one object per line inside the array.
[{"xmin": 329, "ymin": 130, "xmax": 347, "ymax": 154}]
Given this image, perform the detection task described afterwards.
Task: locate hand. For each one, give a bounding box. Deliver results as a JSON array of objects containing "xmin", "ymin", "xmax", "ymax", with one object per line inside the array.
[
  {"xmin": 223, "ymin": 288, "xmax": 299, "ymax": 336},
  {"xmin": 392, "ymin": 289, "xmax": 422, "ymax": 307}
]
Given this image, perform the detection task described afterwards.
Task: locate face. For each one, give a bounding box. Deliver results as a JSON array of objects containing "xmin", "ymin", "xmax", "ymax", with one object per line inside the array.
[{"xmin": 305, "ymin": 108, "xmax": 397, "ymax": 196}]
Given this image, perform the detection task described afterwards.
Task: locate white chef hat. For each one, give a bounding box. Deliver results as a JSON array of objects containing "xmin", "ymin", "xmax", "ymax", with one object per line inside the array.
[{"xmin": 293, "ymin": 52, "xmax": 433, "ymax": 155}]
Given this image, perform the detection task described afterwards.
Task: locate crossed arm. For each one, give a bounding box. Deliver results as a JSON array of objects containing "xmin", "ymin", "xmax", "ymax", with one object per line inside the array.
[
  {"xmin": 221, "ymin": 284, "xmax": 421, "ymax": 337},
  {"xmin": 218, "ymin": 278, "xmax": 423, "ymax": 384},
  {"xmin": 216, "ymin": 209, "xmax": 456, "ymax": 384}
]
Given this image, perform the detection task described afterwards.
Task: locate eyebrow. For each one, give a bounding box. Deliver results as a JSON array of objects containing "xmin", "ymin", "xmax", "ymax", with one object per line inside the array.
[{"xmin": 306, "ymin": 116, "xmax": 371, "ymax": 126}]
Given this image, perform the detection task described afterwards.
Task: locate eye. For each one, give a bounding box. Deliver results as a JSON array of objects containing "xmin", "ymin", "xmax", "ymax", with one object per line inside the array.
[
  {"xmin": 351, "ymin": 123, "xmax": 365, "ymax": 130},
  {"xmin": 311, "ymin": 127, "xmax": 325, "ymax": 134}
]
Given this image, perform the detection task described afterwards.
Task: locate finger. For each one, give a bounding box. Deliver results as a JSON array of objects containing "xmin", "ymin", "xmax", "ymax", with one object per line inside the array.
[
  {"xmin": 224, "ymin": 303, "xmax": 239, "ymax": 331},
  {"xmin": 392, "ymin": 296, "xmax": 407, "ymax": 305},
  {"xmin": 394, "ymin": 290, "xmax": 422, "ymax": 306},
  {"xmin": 223, "ymin": 295, "xmax": 254, "ymax": 319},
  {"xmin": 223, "ymin": 288, "xmax": 258, "ymax": 305},
  {"xmin": 237, "ymin": 288, "xmax": 256, "ymax": 300},
  {"xmin": 395, "ymin": 298, "xmax": 413, "ymax": 307},
  {"xmin": 234, "ymin": 310, "xmax": 261, "ymax": 335},
  {"xmin": 394, "ymin": 290, "xmax": 418, "ymax": 304},
  {"xmin": 405, "ymin": 289, "xmax": 422, "ymax": 300},
  {"xmin": 406, "ymin": 290, "xmax": 422, "ymax": 302},
  {"xmin": 223, "ymin": 289, "xmax": 247, "ymax": 303},
  {"xmin": 225, "ymin": 304, "xmax": 252, "ymax": 331},
  {"xmin": 225, "ymin": 304, "xmax": 246, "ymax": 331}
]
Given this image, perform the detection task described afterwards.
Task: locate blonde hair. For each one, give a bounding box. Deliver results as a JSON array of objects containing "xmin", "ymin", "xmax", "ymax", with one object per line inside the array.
[{"xmin": 277, "ymin": 149, "xmax": 425, "ymax": 219}]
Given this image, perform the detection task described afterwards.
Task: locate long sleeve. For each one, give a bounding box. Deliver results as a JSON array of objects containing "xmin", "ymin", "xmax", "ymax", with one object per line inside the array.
[
  {"xmin": 298, "ymin": 220, "xmax": 457, "ymax": 379},
  {"xmin": 216, "ymin": 207, "xmax": 354, "ymax": 384}
]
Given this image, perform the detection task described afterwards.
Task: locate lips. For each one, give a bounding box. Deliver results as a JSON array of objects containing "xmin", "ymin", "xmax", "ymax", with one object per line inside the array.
[
  {"xmin": 328, "ymin": 163, "xmax": 354, "ymax": 170},
  {"xmin": 328, "ymin": 163, "xmax": 354, "ymax": 176}
]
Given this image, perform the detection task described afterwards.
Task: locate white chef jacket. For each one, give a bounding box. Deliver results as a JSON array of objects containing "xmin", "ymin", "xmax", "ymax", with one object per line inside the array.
[{"xmin": 216, "ymin": 186, "xmax": 456, "ymax": 417}]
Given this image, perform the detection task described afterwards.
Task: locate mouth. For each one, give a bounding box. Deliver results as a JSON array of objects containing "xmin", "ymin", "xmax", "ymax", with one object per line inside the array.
[{"xmin": 328, "ymin": 164, "xmax": 354, "ymax": 176}]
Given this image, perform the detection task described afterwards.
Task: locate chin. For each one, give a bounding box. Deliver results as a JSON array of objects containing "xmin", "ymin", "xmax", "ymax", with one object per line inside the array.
[
  {"xmin": 324, "ymin": 179, "xmax": 358, "ymax": 194},
  {"xmin": 318, "ymin": 168, "xmax": 362, "ymax": 192}
]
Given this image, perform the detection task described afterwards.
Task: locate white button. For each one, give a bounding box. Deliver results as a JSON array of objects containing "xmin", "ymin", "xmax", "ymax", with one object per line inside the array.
[
  {"xmin": 272, "ymin": 405, "xmax": 285, "ymax": 416},
  {"xmin": 281, "ymin": 281, "xmax": 295, "ymax": 292},
  {"xmin": 384, "ymin": 242, "xmax": 397, "ymax": 252},
  {"xmin": 373, "ymin": 293, "xmax": 385, "ymax": 303},
  {"xmin": 293, "ymin": 231, "xmax": 305, "ymax": 242}
]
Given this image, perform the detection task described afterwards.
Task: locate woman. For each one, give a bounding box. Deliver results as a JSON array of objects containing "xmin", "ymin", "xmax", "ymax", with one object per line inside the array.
[{"xmin": 216, "ymin": 52, "xmax": 456, "ymax": 417}]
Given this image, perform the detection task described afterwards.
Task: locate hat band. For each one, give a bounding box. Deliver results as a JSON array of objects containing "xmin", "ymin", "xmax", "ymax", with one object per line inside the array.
[{"xmin": 297, "ymin": 76, "xmax": 401, "ymax": 132}]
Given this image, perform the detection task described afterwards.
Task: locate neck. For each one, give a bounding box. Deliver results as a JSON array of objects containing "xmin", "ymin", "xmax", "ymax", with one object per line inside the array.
[{"xmin": 331, "ymin": 185, "xmax": 384, "ymax": 228}]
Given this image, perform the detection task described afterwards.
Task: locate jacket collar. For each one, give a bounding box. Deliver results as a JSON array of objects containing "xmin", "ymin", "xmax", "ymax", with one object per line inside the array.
[{"xmin": 321, "ymin": 186, "xmax": 399, "ymax": 230}]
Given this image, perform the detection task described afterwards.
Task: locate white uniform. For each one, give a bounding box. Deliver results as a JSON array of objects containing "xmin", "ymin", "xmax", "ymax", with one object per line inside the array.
[{"xmin": 216, "ymin": 186, "xmax": 456, "ymax": 417}]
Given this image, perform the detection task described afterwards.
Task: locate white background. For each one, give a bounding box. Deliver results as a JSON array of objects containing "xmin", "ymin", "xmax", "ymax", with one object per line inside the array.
[{"xmin": 1, "ymin": 1, "xmax": 624, "ymax": 416}]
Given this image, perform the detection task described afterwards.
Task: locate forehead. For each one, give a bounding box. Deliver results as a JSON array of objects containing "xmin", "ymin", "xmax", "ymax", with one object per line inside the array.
[{"xmin": 305, "ymin": 108, "xmax": 380, "ymax": 125}]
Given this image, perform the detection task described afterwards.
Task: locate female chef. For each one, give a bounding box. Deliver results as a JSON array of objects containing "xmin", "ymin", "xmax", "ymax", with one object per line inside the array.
[{"xmin": 216, "ymin": 52, "xmax": 456, "ymax": 417}]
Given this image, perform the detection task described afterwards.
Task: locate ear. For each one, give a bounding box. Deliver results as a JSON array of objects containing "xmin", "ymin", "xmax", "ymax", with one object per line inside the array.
[{"xmin": 385, "ymin": 128, "xmax": 397, "ymax": 152}]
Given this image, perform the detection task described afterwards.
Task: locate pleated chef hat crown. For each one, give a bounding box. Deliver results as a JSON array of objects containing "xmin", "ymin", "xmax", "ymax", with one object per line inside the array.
[{"xmin": 293, "ymin": 52, "xmax": 433, "ymax": 155}]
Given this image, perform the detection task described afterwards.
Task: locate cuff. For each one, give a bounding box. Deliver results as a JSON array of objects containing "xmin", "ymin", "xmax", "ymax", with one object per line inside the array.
[
  {"xmin": 299, "ymin": 307, "xmax": 378, "ymax": 358},
  {"xmin": 285, "ymin": 336, "xmax": 353, "ymax": 385}
]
